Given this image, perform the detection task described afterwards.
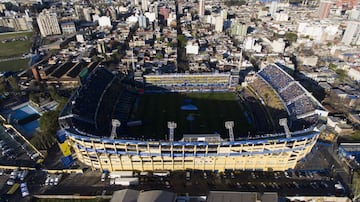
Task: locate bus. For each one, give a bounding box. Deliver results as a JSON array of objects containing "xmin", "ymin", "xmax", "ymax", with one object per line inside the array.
[{"xmin": 7, "ymin": 183, "xmax": 19, "ymax": 195}]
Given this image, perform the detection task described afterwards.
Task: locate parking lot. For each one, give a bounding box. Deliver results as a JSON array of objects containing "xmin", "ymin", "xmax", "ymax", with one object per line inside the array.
[
  {"xmin": 27, "ymin": 169, "xmax": 342, "ymax": 198},
  {"xmin": 0, "ymin": 140, "xmax": 350, "ymax": 199},
  {"xmin": 0, "ymin": 124, "xmax": 42, "ymax": 168}
]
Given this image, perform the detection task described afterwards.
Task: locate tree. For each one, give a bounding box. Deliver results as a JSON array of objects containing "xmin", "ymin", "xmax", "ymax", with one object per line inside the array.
[
  {"xmin": 0, "ymin": 80, "xmax": 6, "ymax": 95},
  {"xmin": 335, "ymin": 69, "xmax": 346, "ymax": 81},
  {"xmin": 329, "ymin": 63, "xmax": 337, "ymax": 70},
  {"xmin": 177, "ymin": 34, "xmax": 186, "ymax": 49},
  {"xmin": 285, "ymin": 32, "xmax": 298, "ymax": 44},
  {"xmin": 29, "ymin": 92, "xmax": 40, "ymax": 103},
  {"xmin": 353, "ymin": 170, "xmax": 360, "ymax": 200}
]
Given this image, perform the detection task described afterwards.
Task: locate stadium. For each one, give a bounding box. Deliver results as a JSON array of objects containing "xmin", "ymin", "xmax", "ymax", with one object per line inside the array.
[{"xmin": 58, "ymin": 63, "xmax": 327, "ymax": 172}]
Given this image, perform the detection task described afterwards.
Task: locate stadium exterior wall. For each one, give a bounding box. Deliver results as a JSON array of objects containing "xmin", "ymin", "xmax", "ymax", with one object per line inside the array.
[{"xmin": 65, "ymin": 129, "xmax": 320, "ymax": 172}]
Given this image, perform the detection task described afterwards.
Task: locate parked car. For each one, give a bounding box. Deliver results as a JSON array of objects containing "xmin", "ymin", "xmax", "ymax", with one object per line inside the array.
[{"xmin": 20, "ymin": 183, "xmax": 29, "ymax": 197}]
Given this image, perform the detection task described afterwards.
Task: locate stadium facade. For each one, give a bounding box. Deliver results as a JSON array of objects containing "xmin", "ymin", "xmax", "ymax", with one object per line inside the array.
[{"xmin": 59, "ymin": 63, "xmax": 327, "ymax": 172}]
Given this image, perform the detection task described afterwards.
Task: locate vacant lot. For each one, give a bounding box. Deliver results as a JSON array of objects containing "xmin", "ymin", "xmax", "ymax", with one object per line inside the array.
[{"xmin": 130, "ymin": 92, "xmax": 251, "ymax": 140}]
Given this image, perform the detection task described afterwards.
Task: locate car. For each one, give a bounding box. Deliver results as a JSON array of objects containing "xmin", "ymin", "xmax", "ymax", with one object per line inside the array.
[
  {"xmin": 7, "ymin": 179, "xmax": 14, "ymax": 186},
  {"xmin": 30, "ymin": 153, "xmax": 40, "ymax": 160},
  {"xmin": 186, "ymin": 171, "xmax": 190, "ymax": 181},
  {"xmin": 49, "ymin": 177, "xmax": 54, "ymax": 186},
  {"xmin": 54, "ymin": 174, "xmax": 62, "ymax": 185},
  {"xmin": 10, "ymin": 170, "xmax": 17, "ymax": 179},
  {"xmin": 165, "ymin": 181, "xmax": 171, "ymax": 188},
  {"xmin": 230, "ymin": 172, "xmax": 235, "ymax": 179},
  {"xmin": 0, "ymin": 169, "xmax": 4, "ymax": 175},
  {"xmin": 203, "ymin": 172, "xmax": 207, "ymax": 179},
  {"xmin": 236, "ymin": 182, "xmax": 241, "ymax": 188},
  {"xmin": 20, "ymin": 183, "xmax": 29, "ymax": 197},
  {"xmin": 101, "ymin": 173, "xmax": 106, "ymax": 182},
  {"xmin": 45, "ymin": 176, "xmax": 50, "ymax": 186},
  {"xmin": 20, "ymin": 170, "xmax": 29, "ymax": 181},
  {"xmin": 2, "ymin": 148, "xmax": 13, "ymax": 156},
  {"xmin": 1, "ymin": 145, "xmax": 9, "ymax": 150}
]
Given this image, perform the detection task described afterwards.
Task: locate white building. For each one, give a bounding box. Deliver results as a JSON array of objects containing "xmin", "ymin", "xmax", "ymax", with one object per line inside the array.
[
  {"xmin": 271, "ymin": 38, "xmax": 285, "ymax": 53},
  {"xmin": 298, "ymin": 22, "xmax": 339, "ymax": 42},
  {"xmin": 186, "ymin": 42, "xmax": 199, "ymax": 55},
  {"xmin": 274, "ymin": 12, "xmax": 288, "ymax": 21},
  {"xmin": 244, "ymin": 37, "xmax": 262, "ymax": 52},
  {"xmin": 349, "ymin": 9, "xmax": 360, "ymax": 20},
  {"xmin": 144, "ymin": 12, "xmax": 156, "ymax": 23},
  {"xmin": 98, "ymin": 16, "xmax": 111, "ymax": 27},
  {"xmin": 221, "ymin": 10, "xmax": 227, "ymax": 20},
  {"xmin": 269, "ymin": 1, "xmax": 278, "ymax": 16},
  {"xmin": 348, "ymin": 67, "xmax": 360, "ymax": 81},
  {"xmin": 142, "ymin": 0, "xmax": 148, "ymax": 12},
  {"xmin": 36, "ymin": 9, "xmax": 61, "ymax": 37},
  {"xmin": 341, "ymin": 21, "xmax": 360, "ymax": 45},
  {"xmin": 215, "ymin": 16, "xmax": 223, "ymax": 33}
]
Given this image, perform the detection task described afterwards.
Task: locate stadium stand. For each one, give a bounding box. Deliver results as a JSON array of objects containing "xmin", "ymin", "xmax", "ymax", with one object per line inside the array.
[
  {"xmin": 257, "ymin": 65, "xmax": 318, "ymax": 129},
  {"xmin": 143, "ymin": 74, "xmax": 231, "ymax": 92},
  {"xmin": 66, "ymin": 68, "xmax": 138, "ymax": 136}
]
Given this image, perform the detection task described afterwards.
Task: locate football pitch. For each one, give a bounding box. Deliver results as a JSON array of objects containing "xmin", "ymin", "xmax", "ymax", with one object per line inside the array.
[{"xmin": 130, "ymin": 92, "xmax": 251, "ymax": 140}]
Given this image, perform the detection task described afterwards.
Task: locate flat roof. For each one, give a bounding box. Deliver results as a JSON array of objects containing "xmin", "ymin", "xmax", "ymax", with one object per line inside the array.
[{"xmin": 206, "ymin": 191, "xmax": 277, "ymax": 202}]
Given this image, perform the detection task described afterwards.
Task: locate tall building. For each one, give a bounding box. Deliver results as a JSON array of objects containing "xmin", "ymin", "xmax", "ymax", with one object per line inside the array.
[
  {"xmin": 341, "ymin": 21, "xmax": 360, "ymax": 45},
  {"xmin": 231, "ymin": 22, "xmax": 248, "ymax": 37},
  {"xmin": 215, "ymin": 16, "xmax": 223, "ymax": 33},
  {"xmin": 141, "ymin": 0, "xmax": 148, "ymax": 12},
  {"xmin": 318, "ymin": 1, "xmax": 332, "ymax": 19},
  {"xmin": 198, "ymin": 0, "xmax": 205, "ymax": 17},
  {"xmin": 36, "ymin": 9, "xmax": 61, "ymax": 37},
  {"xmin": 138, "ymin": 15, "xmax": 147, "ymax": 28},
  {"xmin": 269, "ymin": 1, "xmax": 278, "ymax": 16},
  {"xmin": 0, "ymin": 16, "xmax": 31, "ymax": 32}
]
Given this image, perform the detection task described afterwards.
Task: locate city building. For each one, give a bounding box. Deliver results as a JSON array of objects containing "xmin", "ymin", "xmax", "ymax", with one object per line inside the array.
[
  {"xmin": 269, "ymin": 1, "xmax": 278, "ymax": 16},
  {"xmin": 36, "ymin": 9, "xmax": 61, "ymax": 37},
  {"xmin": 138, "ymin": 15, "xmax": 147, "ymax": 28},
  {"xmin": 336, "ymin": 0, "xmax": 358, "ymax": 9},
  {"xmin": 231, "ymin": 22, "xmax": 248, "ymax": 37},
  {"xmin": 215, "ymin": 16, "xmax": 223, "ymax": 33},
  {"xmin": 348, "ymin": 67, "xmax": 360, "ymax": 81},
  {"xmin": 318, "ymin": 0, "xmax": 332, "ymax": 19},
  {"xmin": 341, "ymin": 21, "xmax": 360, "ymax": 45},
  {"xmin": 60, "ymin": 21, "xmax": 76, "ymax": 35},
  {"xmin": 198, "ymin": 0, "xmax": 205, "ymax": 17},
  {"xmin": 98, "ymin": 16, "xmax": 111, "ymax": 27},
  {"xmin": 0, "ymin": 16, "xmax": 32, "ymax": 32},
  {"xmin": 142, "ymin": 0, "xmax": 148, "ymax": 12}
]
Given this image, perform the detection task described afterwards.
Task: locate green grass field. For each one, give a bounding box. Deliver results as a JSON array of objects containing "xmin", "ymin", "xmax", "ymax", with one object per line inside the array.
[
  {"xmin": 0, "ymin": 58, "xmax": 29, "ymax": 72},
  {"xmin": 0, "ymin": 31, "xmax": 33, "ymax": 59},
  {"xmin": 130, "ymin": 92, "xmax": 251, "ymax": 140}
]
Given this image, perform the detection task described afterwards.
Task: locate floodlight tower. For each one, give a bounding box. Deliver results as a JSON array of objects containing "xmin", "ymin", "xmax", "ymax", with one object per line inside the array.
[
  {"xmin": 279, "ymin": 118, "xmax": 291, "ymax": 138},
  {"xmin": 225, "ymin": 121, "xmax": 235, "ymax": 142},
  {"xmin": 168, "ymin": 122, "xmax": 177, "ymax": 142},
  {"xmin": 110, "ymin": 119, "xmax": 121, "ymax": 139}
]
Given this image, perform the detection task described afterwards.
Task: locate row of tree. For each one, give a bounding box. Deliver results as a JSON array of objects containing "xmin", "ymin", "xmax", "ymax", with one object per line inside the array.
[{"xmin": 30, "ymin": 86, "xmax": 68, "ymax": 150}]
